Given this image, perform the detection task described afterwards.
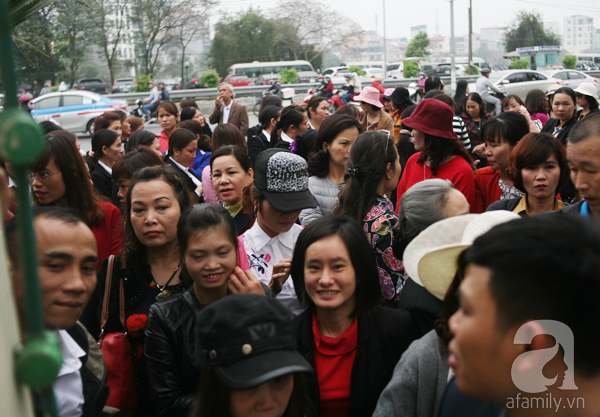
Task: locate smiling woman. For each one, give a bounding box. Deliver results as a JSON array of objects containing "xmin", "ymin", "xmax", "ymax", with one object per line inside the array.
[
  {"xmin": 290, "ymin": 214, "xmax": 420, "ymax": 417},
  {"xmin": 80, "ymin": 165, "xmax": 192, "ymax": 417}
]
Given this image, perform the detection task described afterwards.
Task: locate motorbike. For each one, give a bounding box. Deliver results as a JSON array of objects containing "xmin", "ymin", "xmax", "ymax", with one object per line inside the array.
[
  {"xmin": 327, "ymin": 89, "xmax": 359, "ymax": 113},
  {"xmin": 485, "ymin": 91, "xmax": 506, "ymax": 115},
  {"xmin": 301, "ymin": 88, "xmax": 317, "ymax": 106},
  {"xmin": 132, "ymin": 98, "xmax": 158, "ymax": 124},
  {"xmin": 407, "ymin": 82, "xmax": 421, "ymax": 103}
]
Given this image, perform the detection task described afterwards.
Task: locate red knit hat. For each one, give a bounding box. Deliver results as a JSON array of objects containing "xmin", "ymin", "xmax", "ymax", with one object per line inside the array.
[{"xmin": 401, "ymin": 99, "xmax": 458, "ymax": 140}]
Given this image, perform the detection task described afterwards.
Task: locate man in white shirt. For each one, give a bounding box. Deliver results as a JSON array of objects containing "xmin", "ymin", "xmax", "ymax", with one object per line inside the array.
[
  {"xmin": 7, "ymin": 207, "xmax": 109, "ymax": 417},
  {"xmin": 209, "ymin": 83, "xmax": 249, "ymax": 137}
]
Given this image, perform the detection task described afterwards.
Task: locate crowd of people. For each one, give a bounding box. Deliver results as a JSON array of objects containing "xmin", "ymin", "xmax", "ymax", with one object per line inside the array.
[{"xmin": 4, "ymin": 76, "xmax": 600, "ymax": 417}]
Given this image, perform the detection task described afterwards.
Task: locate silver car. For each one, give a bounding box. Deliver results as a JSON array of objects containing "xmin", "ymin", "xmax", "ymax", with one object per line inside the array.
[
  {"xmin": 470, "ymin": 70, "xmax": 560, "ymax": 100},
  {"xmin": 542, "ymin": 70, "xmax": 600, "ymax": 92}
]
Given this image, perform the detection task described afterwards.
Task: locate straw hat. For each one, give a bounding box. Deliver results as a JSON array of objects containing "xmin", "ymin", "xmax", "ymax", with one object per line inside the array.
[
  {"xmin": 403, "ymin": 211, "xmax": 520, "ymax": 300},
  {"xmin": 574, "ymin": 82, "xmax": 600, "ymax": 105}
]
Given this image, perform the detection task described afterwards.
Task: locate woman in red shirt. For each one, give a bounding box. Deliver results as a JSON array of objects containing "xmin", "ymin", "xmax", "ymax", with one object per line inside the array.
[
  {"xmin": 473, "ymin": 112, "xmax": 530, "ymax": 212},
  {"xmin": 291, "ymin": 215, "xmax": 420, "ymax": 417},
  {"xmin": 31, "ymin": 132, "xmax": 123, "ymax": 269},
  {"xmin": 396, "ymin": 99, "xmax": 475, "ymax": 212}
]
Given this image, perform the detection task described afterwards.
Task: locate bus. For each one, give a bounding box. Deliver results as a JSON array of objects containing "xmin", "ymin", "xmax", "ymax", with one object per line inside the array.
[
  {"xmin": 575, "ymin": 54, "xmax": 600, "ymax": 66},
  {"xmin": 227, "ymin": 60, "xmax": 314, "ymax": 83}
]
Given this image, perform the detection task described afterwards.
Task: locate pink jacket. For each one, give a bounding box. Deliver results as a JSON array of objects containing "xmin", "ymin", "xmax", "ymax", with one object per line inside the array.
[{"xmin": 201, "ymin": 165, "xmax": 220, "ymax": 204}]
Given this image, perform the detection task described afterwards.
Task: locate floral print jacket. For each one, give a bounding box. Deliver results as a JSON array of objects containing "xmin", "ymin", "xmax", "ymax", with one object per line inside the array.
[{"xmin": 364, "ymin": 195, "xmax": 406, "ymax": 308}]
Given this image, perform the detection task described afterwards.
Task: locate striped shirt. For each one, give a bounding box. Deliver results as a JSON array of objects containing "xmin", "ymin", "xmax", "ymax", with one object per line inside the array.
[{"xmin": 453, "ymin": 116, "xmax": 471, "ymax": 150}]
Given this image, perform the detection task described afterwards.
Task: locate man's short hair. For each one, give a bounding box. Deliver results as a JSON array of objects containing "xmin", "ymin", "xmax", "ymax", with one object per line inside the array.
[
  {"xmin": 568, "ymin": 112, "xmax": 600, "ymax": 144},
  {"xmin": 219, "ymin": 82, "xmax": 234, "ymax": 93},
  {"xmin": 465, "ymin": 214, "xmax": 600, "ymax": 378},
  {"xmin": 5, "ymin": 207, "xmax": 84, "ymax": 266}
]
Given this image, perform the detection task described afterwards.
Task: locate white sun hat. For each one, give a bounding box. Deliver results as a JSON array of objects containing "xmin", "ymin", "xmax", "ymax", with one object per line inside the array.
[
  {"xmin": 574, "ymin": 82, "xmax": 600, "ymax": 106},
  {"xmin": 403, "ymin": 211, "xmax": 520, "ymax": 300}
]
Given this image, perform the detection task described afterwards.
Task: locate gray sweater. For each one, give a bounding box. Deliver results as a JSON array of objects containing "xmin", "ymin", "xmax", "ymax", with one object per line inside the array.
[
  {"xmin": 299, "ymin": 175, "xmax": 344, "ymax": 225},
  {"xmin": 372, "ymin": 330, "xmax": 450, "ymax": 417}
]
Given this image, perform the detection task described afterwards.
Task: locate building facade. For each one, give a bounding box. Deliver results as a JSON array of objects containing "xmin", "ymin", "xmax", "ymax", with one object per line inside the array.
[{"xmin": 563, "ymin": 15, "xmax": 594, "ymax": 53}]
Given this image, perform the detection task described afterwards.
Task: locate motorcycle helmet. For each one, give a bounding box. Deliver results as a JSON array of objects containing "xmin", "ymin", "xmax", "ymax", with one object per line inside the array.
[
  {"xmin": 325, "ymin": 75, "xmax": 331, "ymax": 80},
  {"xmin": 351, "ymin": 72, "xmax": 358, "ymax": 78},
  {"xmin": 481, "ymin": 67, "xmax": 491, "ymax": 74},
  {"xmin": 19, "ymin": 93, "xmax": 33, "ymax": 104}
]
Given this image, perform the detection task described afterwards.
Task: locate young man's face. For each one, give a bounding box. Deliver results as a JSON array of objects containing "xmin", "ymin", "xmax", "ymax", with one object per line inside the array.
[
  {"xmin": 11, "ymin": 216, "xmax": 98, "ymax": 330},
  {"xmin": 448, "ymin": 264, "xmax": 522, "ymax": 402}
]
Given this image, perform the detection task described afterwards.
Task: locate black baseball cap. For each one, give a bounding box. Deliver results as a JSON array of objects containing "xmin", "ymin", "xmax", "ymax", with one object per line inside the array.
[
  {"xmin": 253, "ymin": 149, "xmax": 317, "ymax": 212},
  {"xmin": 197, "ymin": 294, "xmax": 313, "ymax": 390}
]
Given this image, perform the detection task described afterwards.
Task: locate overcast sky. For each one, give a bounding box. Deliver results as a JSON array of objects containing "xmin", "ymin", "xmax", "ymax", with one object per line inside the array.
[{"xmin": 214, "ymin": 0, "xmax": 600, "ymax": 41}]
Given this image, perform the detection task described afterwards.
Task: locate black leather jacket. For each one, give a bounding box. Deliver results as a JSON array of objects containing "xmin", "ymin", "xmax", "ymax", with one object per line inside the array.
[{"xmin": 144, "ymin": 284, "xmax": 274, "ymax": 417}]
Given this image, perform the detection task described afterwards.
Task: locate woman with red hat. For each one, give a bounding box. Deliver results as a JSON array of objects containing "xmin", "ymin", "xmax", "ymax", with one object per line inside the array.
[
  {"xmin": 354, "ymin": 87, "xmax": 394, "ymax": 133},
  {"xmin": 395, "ymin": 99, "xmax": 475, "ymax": 212}
]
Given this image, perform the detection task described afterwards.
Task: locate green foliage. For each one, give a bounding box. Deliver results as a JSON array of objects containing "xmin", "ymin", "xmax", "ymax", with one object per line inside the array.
[
  {"xmin": 403, "ymin": 61, "xmax": 419, "ymax": 78},
  {"xmin": 199, "ymin": 70, "xmax": 219, "ymax": 88},
  {"xmin": 348, "ymin": 66, "xmax": 365, "ymax": 76},
  {"xmin": 467, "ymin": 65, "xmax": 480, "ymax": 75},
  {"xmin": 54, "ymin": 0, "xmax": 92, "ymax": 87},
  {"xmin": 504, "ymin": 10, "xmax": 561, "ymax": 53},
  {"xmin": 132, "ymin": 74, "xmax": 153, "ymax": 92},
  {"xmin": 562, "ymin": 55, "xmax": 577, "ymax": 69},
  {"xmin": 210, "ymin": 9, "xmax": 277, "ymax": 77},
  {"xmin": 406, "ymin": 32, "xmax": 430, "ymax": 58},
  {"xmin": 280, "ymin": 68, "xmax": 299, "ymax": 84},
  {"xmin": 508, "ymin": 58, "xmax": 529, "ymax": 69},
  {"xmin": 9, "ymin": 0, "xmax": 55, "ymax": 27}
]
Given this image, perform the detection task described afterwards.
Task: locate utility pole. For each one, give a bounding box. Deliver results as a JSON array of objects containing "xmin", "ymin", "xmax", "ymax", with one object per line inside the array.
[
  {"xmin": 449, "ymin": 0, "xmax": 456, "ymax": 94},
  {"xmin": 468, "ymin": 0, "xmax": 473, "ymax": 75},
  {"xmin": 383, "ymin": 0, "xmax": 387, "ymax": 78}
]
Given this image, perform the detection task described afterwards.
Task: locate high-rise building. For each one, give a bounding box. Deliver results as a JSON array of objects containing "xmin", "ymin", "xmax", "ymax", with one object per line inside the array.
[{"xmin": 563, "ymin": 15, "xmax": 594, "ymax": 53}]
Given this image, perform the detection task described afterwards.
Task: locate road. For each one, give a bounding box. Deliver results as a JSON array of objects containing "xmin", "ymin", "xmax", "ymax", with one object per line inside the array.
[{"xmin": 78, "ymin": 113, "xmax": 260, "ymax": 153}]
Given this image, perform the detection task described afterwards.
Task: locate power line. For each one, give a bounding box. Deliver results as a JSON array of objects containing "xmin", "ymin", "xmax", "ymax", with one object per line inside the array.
[{"xmin": 516, "ymin": 0, "xmax": 600, "ymax": 13}]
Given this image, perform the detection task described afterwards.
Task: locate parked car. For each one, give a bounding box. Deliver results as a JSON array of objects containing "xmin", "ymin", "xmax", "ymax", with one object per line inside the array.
[
  {"xmin": 297, "ymin": 71, "xmax": 319, "ymax": 83},
  {"xmin": 386, "ymin": 62, "xmax": 404, "ymax": 79},
  {"xmin": 437, "ymin": 63, "xmax": 465, "ymax": 76},
  {"xmin": 75, "ymin": 78, "xmax": 109, "ymax": 94},
  {"xmin": 225, "ymin": 74, "xmax": 252, "ymax": 87},
  {"xmin": 468, "ymin": 70, "xmax": 560, "ymax": 100},
  {"xmin": 364, "ymin": 68, "xmax": 385, "ymax": 79},
  {"xmin": 256, "ymin": 73, "xmax": 282, "ymax": 85},
  {"xmin": 421, "ymin": 63, "xmax": 441, "ymax": 77},
  {"xmin": 30, "ymin": 91, "xmax": 127, "ymax": 134},
  {"xmin": 112, "ymin": 78, "xmax": 136, "ymax": 93},
  {"xmin": 185, "ymin": 70, "xmax": 207, "ymax": 89},
  {"xmin": 542, "ymin": 69, "xmax": 600, "ymax": 91}
]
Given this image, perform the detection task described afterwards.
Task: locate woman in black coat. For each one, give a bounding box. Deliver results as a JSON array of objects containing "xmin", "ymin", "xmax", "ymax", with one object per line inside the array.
[
  {"xmin": 87, "ymin": 129, "xmax": 122, "ymax": 199},
  {"xmin": 290, "ymin": 215, "xmax": 420, "ymax": 417},
  {"xmin": 163, "ymin": 128, "xmax": 203, "ymax": 202},
  {"xmin": 247, "ymin": 105, "xmax": 281, "ymax": 166}
]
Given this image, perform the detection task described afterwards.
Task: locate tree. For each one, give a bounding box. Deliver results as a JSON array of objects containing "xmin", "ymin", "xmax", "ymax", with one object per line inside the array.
[
  {"xmin": 209, "ymin": 9, "xmax": 277, "ymax": 77},
  {"xmin": 508, "ymin": 58, "xmax": 529, "ymax": 69},
  {"xmin": 280, "ymin": 68, "xmax": 298, "ymax": 84},
  {"xmin": 403, "ymin": 61, "xmax": 419, "ymax": 78},
  {"xmin": 171, "ymin": 1, "xmax": 214, "ymax": 86},
  {"xmin": 54, "ymin": 0, "xmax": 93, "ymax": 87},
  {"xmin": 199, "ymin": 70, "xmax": 219, "ymax": 88},
  {"xmin": 563, "ymin": 55, "xmax": 577, "ymax": 69},
  {"xmin": 89, "ymin": 0, "xmax": 130, "ymax": 86},
  {"xmin": 271, "ymin": 0, "xmax": 363, "ymax": 69},
  {"xmin": 406, "ymin": 32, "xmax": 430, "ymax": 58},
  {"xmin": 14, "ymin": 7, "xmax": 63, "ymax": 88},
  {"xmin": 504, "ymin": 10, "xmax": 561, "ymax": 53},
  {"xmin": 131, "ymin": 0, "xmax": 180, "ymax": 76}
]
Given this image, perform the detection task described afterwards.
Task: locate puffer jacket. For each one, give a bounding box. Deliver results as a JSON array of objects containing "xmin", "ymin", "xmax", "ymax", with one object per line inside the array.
[{"xmin": 299, "ymin": 176, "xmax": 344, "ymax": 225}]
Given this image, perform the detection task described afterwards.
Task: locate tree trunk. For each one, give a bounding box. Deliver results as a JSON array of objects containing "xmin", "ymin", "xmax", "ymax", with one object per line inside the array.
[{"xmin": 180, "ymin": 45, "xmax": 185, "ymax": 87}]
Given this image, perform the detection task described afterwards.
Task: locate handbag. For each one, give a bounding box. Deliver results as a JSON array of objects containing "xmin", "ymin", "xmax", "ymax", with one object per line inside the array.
[{"xmin": 98, "ymin": 255, "xmax": 137, "ymax": 410}]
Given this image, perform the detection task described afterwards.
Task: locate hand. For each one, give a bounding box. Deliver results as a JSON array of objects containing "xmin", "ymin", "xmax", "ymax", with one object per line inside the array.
[
  {"xmin": 472, "ymin": 143, "xmax": 486, "ymax": 158},
  {"xmin": 195, "ymin": 183, "xmax": 203, "ymax": 196},
  {"xmin": 228, "ymin": 267, "xmax": 265, "ymax": 296},
  {"xmin": 518, "ymin": 106, "xmax": 533, "ymax": 123},
  {"xmin": 269, "ymin": 258, "xmax": 292, "ymax": 295},
  {"xmin": 215, "ymin": 97, "xmax": 223, "ymax": 107}
]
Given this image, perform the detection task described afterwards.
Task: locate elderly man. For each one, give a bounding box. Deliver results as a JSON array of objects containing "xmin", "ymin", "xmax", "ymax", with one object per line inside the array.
[
  {"xmin": 209, "ymin": 82, "xmax": 249, "ymax": 137},
  {"xmin": 7, "ymin": 207, "xmax": 109, "ymax": 417},
  {"xmin": 560, "ymin": 112, "xmax": 600, "ymax": 230}
]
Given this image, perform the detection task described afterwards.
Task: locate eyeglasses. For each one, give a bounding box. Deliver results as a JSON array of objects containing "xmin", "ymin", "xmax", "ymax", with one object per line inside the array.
[{"xmin": 29, "ymin": 170, "xmax": 59, "ymax": 182}]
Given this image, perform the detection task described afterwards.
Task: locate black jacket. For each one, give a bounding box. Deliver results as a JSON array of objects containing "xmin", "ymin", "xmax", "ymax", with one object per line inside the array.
[
  {"xmin": 436, "ymin": 378, "xmax": 503, "ymax": 417},
  {"xmin": 144, "ymin": 284, "xmax": 274, "ymax": 417},
  {"xmin": 165, "ymin": 160, "xmax": 202, "ymax": 203},
  {"xmin": 90, "ymin": 164, "xmax": 113, "ymax": 199},
  {"xmin": 486, "ymin": 197, "xmax": 521, "ymax": 212},
  {"xmin": 144, "ymin": 288, "xmax": 205, "ymax": 417},
  {"xmin": 248, "ymin": 130, "xmax": 271, "ymax": 166},
  {"xmin": 540, "ymin": 116, "xmax": 577, "ymax": 145},
  {"xmin": 396, "ymin": 277, "xmax": 442, "ymax": 336},
  {"xmin": 34, "ymin": 323, "xmax": 110, "ymax": 417},
  {"xmin": 294, "ymin": 306, "xmax": 421, "ymax": 417},
  {"xmin": 273, "ymin": 130, "xmax": 316, "ymax": 161}
]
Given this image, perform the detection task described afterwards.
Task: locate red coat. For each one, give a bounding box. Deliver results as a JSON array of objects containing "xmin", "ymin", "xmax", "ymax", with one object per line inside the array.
[
  {"xmin": 157, "ymin": 130, "xmax": 169, "ymax": 154},
  {"xmin": 91, "ymin": 201, "xmax": 124, "ymax": 270},
  {"xmin": 396, "ymin": 153, "xmax": 475, "ymax": 213},
  {"xmin": 372, "ymin": 81, "xmax": 385, "ymax": 94},
  {"xmin": 474, "ymin": 167, "xmax": 501, "ymax": 213}
]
